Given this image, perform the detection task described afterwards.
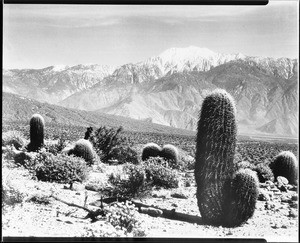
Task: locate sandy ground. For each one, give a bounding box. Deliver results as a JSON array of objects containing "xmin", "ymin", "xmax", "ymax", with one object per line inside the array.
[{"xmin": 2, "ymin": 164, "xmax": 298, "ymax": 242}]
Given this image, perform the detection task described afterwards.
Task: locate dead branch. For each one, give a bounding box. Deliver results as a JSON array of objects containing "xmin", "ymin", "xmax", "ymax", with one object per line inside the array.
[{"xmin": 101, "ymin": 197, "xmax": 202, "ymax": 224}]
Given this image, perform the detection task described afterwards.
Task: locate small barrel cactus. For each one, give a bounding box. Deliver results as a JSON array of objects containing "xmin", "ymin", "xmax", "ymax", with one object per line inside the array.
[
  {"xmin": 223, "ymin": 169, "xmax": 259, "ymax": 227},
  {"xmin": 160, "ymin": 144, "xmax": 179, "ymax": 165},
  {"xmin": 27, "ymin": 114, "xmax": 45, "ymax": 152},
  {"xmin": 195, "ymin": 89, "xmax": 258, "ymax": 227},
  {"xmin": 270, "ymin": 151, "xmax": 298, "ymax": 185},
  {"xmin": 141, "ymin": 142, "xmax": 162, "ymax": 161},
  {"xmin": 68, "ymin": 139, "xmax": 96, "ymax": 166}
]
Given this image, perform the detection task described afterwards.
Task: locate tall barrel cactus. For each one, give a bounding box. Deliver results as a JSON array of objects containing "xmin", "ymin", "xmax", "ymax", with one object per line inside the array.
[
  {"xmin": 160, "ymin": 144, "xmax": 179, "ymax": 165},
  {"xmin": 68, "ymin": 139, "xmax": 96, "ymax": 166},
  {"xmin": 27, "ymin": 114, "xmax": 45, "ymax": 152},
  {"xmin": 195, "ymin": 89, "xmax": 258, "ymax": 227},
  {"xmin": 141, "ymin": 142, "xmax": 162, "ymax": 161},
  {"xmin": 270, "ymin": 151, "xmax": 298, "ymax": 185}
]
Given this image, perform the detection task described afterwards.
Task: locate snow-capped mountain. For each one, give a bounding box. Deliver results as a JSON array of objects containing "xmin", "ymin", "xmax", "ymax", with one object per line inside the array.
[
  {"xmin": 3, "ymin": 64, "xmax": 116, "ymax": 104},
  {"xmin": 3, "ymin": 46, "xmax": 298, "ymax": 136}
]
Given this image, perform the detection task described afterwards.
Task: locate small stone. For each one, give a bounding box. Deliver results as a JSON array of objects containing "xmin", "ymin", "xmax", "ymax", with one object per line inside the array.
[
  {"xmin": 289, "ymin": 201, "xmax": 298, "ymax": 208},
  {"xmin": 265, "ymin": 202, "xmax": 275, "ymax": 210},
  {"xmin": 281, "ymin": 224, "xmax": 288, "ymax": 229},
  {"xmin": 265, "ymin": 180, "xmax": 275, "ymax": 187},
  {"xmin": 288, "ymin": 209, "xmax": 297, "ymax": 218},
  {"xmin": 281, "ymin": 197, "xmax": 290, "ymax": 203},
  {"xmin": 258, "ymin": 191, "xmax": 270, "ymax": 201},
  {"xmin": 279, "ymin": 185, "xmax": 288, "ymax": 192},
  {"xmin": 291, "ymin": 195, "xmax": 298, "ymax": 201},
  {"xmin": 171, "ymin": 192, "xmax": 189, "ymax": 199},
  {"xmin": 71, "ymin": 182, "xmax": 85, "ymax": 191},
  {"xmin": 171, "ymin": 203, "xmax": 178, "ymax": 207},
  {"xmin": 277, "ymin": 176, "xmax": 289, "ymax": 185}
]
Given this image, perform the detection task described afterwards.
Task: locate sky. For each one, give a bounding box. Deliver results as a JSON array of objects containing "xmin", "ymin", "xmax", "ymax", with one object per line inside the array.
[{"xmin": 3, "ymin": 1, "xmax": 299, "ymax": 69}]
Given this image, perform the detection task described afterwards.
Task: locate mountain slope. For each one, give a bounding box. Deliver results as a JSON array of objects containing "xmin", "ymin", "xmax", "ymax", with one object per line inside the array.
[
  {"xmin": 3, "ymin": 64, "xmax": 116, "ymax": 104},
  {"xmin": 2, "ymin": 92, "xmax": 196, "ymax": 136},
  {"xmin": 60, "ymin": 60, "xmax": 298, "ymax": 136}
]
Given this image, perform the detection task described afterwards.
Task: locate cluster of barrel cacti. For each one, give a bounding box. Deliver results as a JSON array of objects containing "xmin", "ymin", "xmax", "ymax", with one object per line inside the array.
[
  {"xmin": 141, "ymin": 143, "xmax": 179, "ymax": 165},
  {"xmin": 194, "ymin": 89, "xmax": 259, "ymax": 227},
  {"xmin": 24, "ymin": 114, "xmax": 97, "ymax": 166}
]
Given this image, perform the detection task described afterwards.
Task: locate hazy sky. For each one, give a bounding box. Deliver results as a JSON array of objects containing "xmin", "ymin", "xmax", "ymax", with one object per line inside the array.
[{"xmin": 3, "ymin": 1, "xmax": 299, "ymax": 69}]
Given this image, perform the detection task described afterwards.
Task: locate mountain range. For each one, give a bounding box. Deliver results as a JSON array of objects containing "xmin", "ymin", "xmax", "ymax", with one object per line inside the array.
[{"xmin": 2, "ymin": 46, "xmax": 298, "ymax": 137}]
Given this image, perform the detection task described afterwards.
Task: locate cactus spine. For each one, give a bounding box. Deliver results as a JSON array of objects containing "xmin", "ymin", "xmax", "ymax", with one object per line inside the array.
[
  {"xmin": 68, "ymin": 139, "xmax": 96, "ymax": 166},
  {"xmin": 27, "ymin": 114, "xmax": 45, "ymax": 152},
  {"xmin": 270, "ymin": 151, "xmax": 298, "ymax": 185},
  {"xmin": 160, "ymin": 144, "xmax": 179, "ymax": 165},
  {"xmin": 141, "ymin": 142, "xmax": 162, "ymax": 161},
  {"xmin": 195, "ymin": 89, "xmax": 258, "ymax": 226}
]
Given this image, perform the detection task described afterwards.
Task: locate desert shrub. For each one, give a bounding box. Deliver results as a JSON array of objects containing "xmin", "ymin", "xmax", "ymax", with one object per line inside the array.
[
  {"xmin": 2, "ymin": 182, "xmax": 25, "ymax": 207},
  {"xmin": 27, "ymin": 150, "xmax": 88, "ymax": 185},
  {"xmin": 105, "ymin": 201, "xmax": 145, "ymax": 236},
  {"xmin": 89, "ymin": 126, "xmax": 138, "ymax": 165},
  {"xmin": 110, "ymin": 146, "xmax": 139, "ymax": 164},
  {"xmin": 142, "ymin": 157, "xmax": 179, "ymax": 189},
  {"xmin": 253, "ymin": 163, "xmax": 274, "ymax": 183},
  {"xmin": 2, "ymin": 130, "xmax": 26, "ymax": 150},
  {"xmin": 14, "ymin": 151, "xmax": 38, "ymax": 168},
  {"xmin": 89, "ymin": 126, "xmax": 126, "ymax": 163},
  {"xmin": 108, "ymin": 164, "xmax": 149, "ymax": 198},
  {"xmin": 43, "ymin": 133, "xmax": 68, "ymax": 155}
]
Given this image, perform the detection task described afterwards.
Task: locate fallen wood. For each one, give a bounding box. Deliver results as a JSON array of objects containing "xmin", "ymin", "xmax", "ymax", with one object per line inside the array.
[
  {"xmin": 102, "ymin": 197, "xmax": 202, "ymax": 224},
  {"xmin": 51, "ymin": 194, "xmax": 105, "ymax": 222}
]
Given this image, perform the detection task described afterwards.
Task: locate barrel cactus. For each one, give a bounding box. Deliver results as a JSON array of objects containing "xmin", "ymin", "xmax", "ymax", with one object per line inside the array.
[
  {"xmin": 160, "ymin": 144, "xmax": 179, "ymax": 165},
  {"xmin": 68, "ymin": 139, "xmax": 96, "ymax": 166},
  {"xmin": 270, "ymin": 151, "xmax": 298, "ymax": 185},
  {"xmin": 223, "ymin": 169, "xmax": 259, "ymax": 227},
  {"xmin": 141, "ymin": 142, "xmax": 162, "ymax": 161},
  {"xmin": 27, "ymin": 114, "xmax": 45, "ymax": 152},
  {"xmin": 195, "ymin": 89, "xmax": 258, "ymax": 227}
]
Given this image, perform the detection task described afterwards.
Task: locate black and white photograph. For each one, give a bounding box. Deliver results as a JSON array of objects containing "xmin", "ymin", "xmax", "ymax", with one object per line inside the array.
[{"xmin": 2, "ymin": 1, "xmax": 299, "ymax": 242}]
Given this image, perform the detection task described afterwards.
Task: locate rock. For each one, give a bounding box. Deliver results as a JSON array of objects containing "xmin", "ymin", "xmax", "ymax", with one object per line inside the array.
[
  {"xmin": 258, "ymin": 191, "xmax": 270, "ymax": 201},
  {"xmin": 265, "ymin": 202, "xmax": 275, "ymax": 210},
  {"xmin": 277, "ymin": 176, "xmax": 289, "ymax": 186},
  {"xmin": 71, "ymin": 182, "xmax": 85, "ymax": 191},
  {"xmin": 171, "ymin": 192, "xmax": 189, "ymax": 199},
  {"xmin": 279, "ymin": 185, "xmax": 288, "ymax": 192},
  {"xmin": 265, "ymin": 180, "xmax": 275, "ymax": 188},
  {"xmin": 289, "ymin": 202, "xmax": 298, "ymax": 208},
  {"xmin": 291, "ymin": 195, "xmax": 298, "ymax": 201},
  {"xmin": 171, "ymin": 203, "xmax": 178, "ymax": 207},
  {"xmin": 140, "ymin": 207, "xmax": 163, "ymax": 217},
  {"xmin": 288, "ymin": 209, "xmax": 298, "ymax": 218},
  {"xmin": 281, "ymin": 197, "xmax": 290, "ymax": 203}
]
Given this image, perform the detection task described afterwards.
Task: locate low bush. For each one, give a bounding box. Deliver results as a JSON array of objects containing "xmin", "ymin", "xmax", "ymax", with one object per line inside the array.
[
  {"xmin": 43, "ymin": 133, "xmax": 68, "ymax": 155},
  {"xmin": 142, "ymin": 157, "xmax": 179, "ymax": 189},
  {"xmin": 108, "ymin": 164, "xmax": 149, "ymax": 198},
  {"xmin": 110, "ymin": 146, "xmax": 139, "ymax": 165},
  {"xmin": 27, "ymin": 150, "xmax": 88, "ymax": 186},
  {"xmin": 105, "ymin": 201, "xmax": 145, "ymax": 236},
  {"xmin": 2, "ymin": 131, "xmax": 26, "ymax": 150}
]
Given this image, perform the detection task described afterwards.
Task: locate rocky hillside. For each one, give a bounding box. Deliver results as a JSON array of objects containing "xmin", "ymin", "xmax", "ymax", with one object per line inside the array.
[
  {"xmin": 3, "ymin": 46, "xmax": 298, "ymax": 137},
  {"xmin": 3, "ymin": 64, "xmax": 116, "ymax": 104},
  {"xmin": 60, "ymin": 60, "xmax": 298, "ymax": 137}
]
